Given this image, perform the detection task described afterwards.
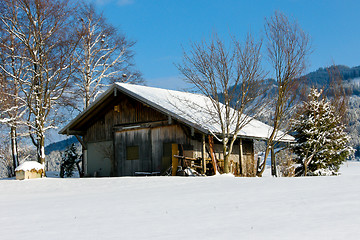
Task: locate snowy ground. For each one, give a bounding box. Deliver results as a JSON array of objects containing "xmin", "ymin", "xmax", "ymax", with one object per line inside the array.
[{"xmin": 1, "ymin": 162, "xmax": 360, "ymax": 240}]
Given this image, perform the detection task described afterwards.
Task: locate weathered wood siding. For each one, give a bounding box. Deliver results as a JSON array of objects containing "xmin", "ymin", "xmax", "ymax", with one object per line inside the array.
[
  {"xmin": 114, "ymin": 124, "xmax": 189, "ymax": 175},
  {"xmin": 240, "ymin": 139, "xmax": 256, "ymax": 177},
  {"xmin": 114, "ymin": 128, "xmax": 152, "ymax": 176},
  {"xmin": 150, "ymin": 125, "xmax": 188, "ymax": 172},
  {"xmin": 84, "ymin": 93, "xmax": 167, "ymax": 143}
]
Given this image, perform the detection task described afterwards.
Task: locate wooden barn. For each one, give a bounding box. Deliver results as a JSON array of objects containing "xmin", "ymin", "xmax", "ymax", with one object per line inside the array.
[{"xmin": 59, "ymin": 83, "xmax": 293, "ymax": 177}]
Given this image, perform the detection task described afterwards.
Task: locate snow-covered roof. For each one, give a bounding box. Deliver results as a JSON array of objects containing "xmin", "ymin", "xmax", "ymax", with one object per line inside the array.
[
  {"xmin": 60, "ymin": 83, "xmax": 294, "ymax": 142},
  {"xmin": 114, "ymin": 83, "xmax": 293, "ymax": 141},
  {"xmin": 15, "ymin": 161, "xmax": 44, "ymax": 172}
]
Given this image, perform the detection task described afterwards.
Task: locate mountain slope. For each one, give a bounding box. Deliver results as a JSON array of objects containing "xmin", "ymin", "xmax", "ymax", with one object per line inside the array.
[{"xmin": 45, "ymin": 136, "xmax": 77, "ymax": 155}]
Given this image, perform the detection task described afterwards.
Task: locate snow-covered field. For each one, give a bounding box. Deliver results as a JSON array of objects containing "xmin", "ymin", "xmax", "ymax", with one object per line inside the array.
[{"xmin": 1, "ymin": 162, "xmax": 360, "ymax": 240}]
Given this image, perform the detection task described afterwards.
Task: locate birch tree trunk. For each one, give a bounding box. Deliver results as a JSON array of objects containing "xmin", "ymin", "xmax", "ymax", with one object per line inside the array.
[
  {"xmin": 74, "ymin": 3, "xmax": 142, "ymax": 111},
  {"xmin": 1, "ymin": 0, "xmax": 79, "ymax": 165},
  {"xmin": 10, "ymin": 126, "xmax": 19, "ymax": 174}
]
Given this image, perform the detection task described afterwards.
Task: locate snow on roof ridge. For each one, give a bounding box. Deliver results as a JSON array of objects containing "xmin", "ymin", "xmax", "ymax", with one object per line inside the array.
[{"xmin": 115, "ymin": 82, "xmax": 206, "ymax": 98}]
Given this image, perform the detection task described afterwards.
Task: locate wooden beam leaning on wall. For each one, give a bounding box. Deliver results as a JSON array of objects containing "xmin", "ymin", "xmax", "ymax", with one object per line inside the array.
[
  {"xmin": 202, "ymin": 134, "xmax": 206, "ymax": 175},
  {"xmin": 171, "ymin": 144, "xmax": 179, "ymax": 176}
]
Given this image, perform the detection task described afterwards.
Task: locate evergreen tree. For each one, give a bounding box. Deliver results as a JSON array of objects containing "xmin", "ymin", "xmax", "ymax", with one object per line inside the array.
[
  {"xmin": 291, "ymin": 88, "xmax": 354, "ymax": 176},
  {"xmin": 60, "ymin": 144, "xmax": 79, "ymax": 178}
]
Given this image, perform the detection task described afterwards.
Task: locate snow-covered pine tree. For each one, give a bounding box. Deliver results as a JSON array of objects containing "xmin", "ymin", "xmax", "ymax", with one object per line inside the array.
[{"xmin": 291, "ymin": 88, "xmax": 354, "ymax": 176}]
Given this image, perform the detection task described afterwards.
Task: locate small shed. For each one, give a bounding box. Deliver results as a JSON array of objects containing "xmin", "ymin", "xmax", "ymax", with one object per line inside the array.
[
  {"xmin": 59, "ymin": 83, "xmax": 294, "ymax": 177},
  {"xmin": 15, "ymin": 161, "xmax": 44, "ymax": 180}
]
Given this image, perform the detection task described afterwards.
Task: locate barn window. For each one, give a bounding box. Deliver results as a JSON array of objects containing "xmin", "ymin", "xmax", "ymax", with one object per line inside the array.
[{"xmin": 126, "ymin": 146, "xmax": 139, "ymax": 160}]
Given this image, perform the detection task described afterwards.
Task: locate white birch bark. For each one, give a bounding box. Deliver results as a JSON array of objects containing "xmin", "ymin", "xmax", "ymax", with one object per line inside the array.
[
  {"xmin": 74, "ymin": 3, "xmax": 142, "ymax": 110},
  {"xmin": 1, "ymin": 0, "xmax": 78, "ymax": 165}
]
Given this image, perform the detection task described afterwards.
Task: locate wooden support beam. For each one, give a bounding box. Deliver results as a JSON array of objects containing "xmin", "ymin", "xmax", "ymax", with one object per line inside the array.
[
  {"xmin": 171, "ymin": 144, "xmax": 179, "ymax": 176},
  {"xmin": 113, "ymin": 120, "xmax": 169, "ymax": 132},
  {"xmin": 75, "ymin": 135, "xmax": 87, "ymax": 150},
  {"xmin": 173, "ymin": 155, "xmax": 199, "ymax": 161},
  {"xmin": 201, "ymin": 134, "xmax": 206, "ymax": 175},
  {"xmin": 66, "ymin": 129, "xmax": 86, "ymax": 136}
]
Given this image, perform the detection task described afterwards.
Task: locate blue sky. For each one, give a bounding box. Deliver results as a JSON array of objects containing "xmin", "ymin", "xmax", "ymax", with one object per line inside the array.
[{"xmin": 94, "ymin": 0, "xmax": 360, "ymax": 90}]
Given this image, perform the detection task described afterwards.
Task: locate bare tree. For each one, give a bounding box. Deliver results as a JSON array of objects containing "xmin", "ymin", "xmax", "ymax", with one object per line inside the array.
[
  {"xmin": 325, "ymin": 64, "xmax": 350, "ymax": 125},
  {"xmin": 0, "ymin": 137, "xmax": 13, "ymax": 178},
  {"xmin": 257, "ymin": 11, "xmax": 311, "ymax": 177},
  {"xmin": 0, "ymin": 74, "xmax": 25, "ymax": 175},
  {"xmin": 177, "ymin": 33, "xmax": 266, "ymax": 174},
  {"xmin": 0, "ymin": 13, "xmax": 28, "ymax": 175},
  {"xmin": 74, "ymin": 3, "xmax": 142, "ymax": 110},
  {"xmin": 0, "ymin": 0, "xmax": 79, "ymax": 165}
]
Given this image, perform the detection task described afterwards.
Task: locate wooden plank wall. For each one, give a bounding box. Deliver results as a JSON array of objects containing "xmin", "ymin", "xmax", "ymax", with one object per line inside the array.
[
  {"xmin": 114, "ymin": 124, "xmax": 189, "ymax": 176},
  {"xmin": 114, "ymin": 128, "xmax": 152, "ymax": 176},
  {"xmin": 150, "ymin": 125, "xmax": 188, "ymax": 173},
  {"xmin": 85, "ymin": 94, "xmax": 167, "ymax": 143},
  {"xmin": 240, "ymin": 139, "xmax": 256, "ymax": 177}
]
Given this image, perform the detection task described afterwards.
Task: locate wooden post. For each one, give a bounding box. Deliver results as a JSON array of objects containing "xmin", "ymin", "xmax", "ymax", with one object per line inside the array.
[
  {"xmin": 239, "ymin": 138, "xmax": 244, "ymax": 176},
  {"xmin": 83, "ymin": 149, "xmax": 88, "ymax": 176},
  {"xmin": 201, "ymin": 134, "xmax": 206, "ymax": 175},
  {"xmin": 171, "ymin": 144, "xmax": 179, "ymax": 176}
]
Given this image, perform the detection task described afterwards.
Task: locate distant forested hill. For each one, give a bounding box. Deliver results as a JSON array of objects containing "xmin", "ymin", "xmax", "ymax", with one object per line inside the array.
[
  {"xmin": 301, "ymin": 65, "xmax": 360, "ymax": 87},
  {"xmin": 228, "ymin": 65, "xmax": 360, "ymax": 106},
  {"xmin": 45, "ymin": 136, "xmax": 77, "ymax": 155},
  {"xmin": 234, "ymin": 65, "xmax": 360, "ymax": 158},
  {"xmin": 285, "ymin": 65, "xmax": 360, "ymax": 158}
]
